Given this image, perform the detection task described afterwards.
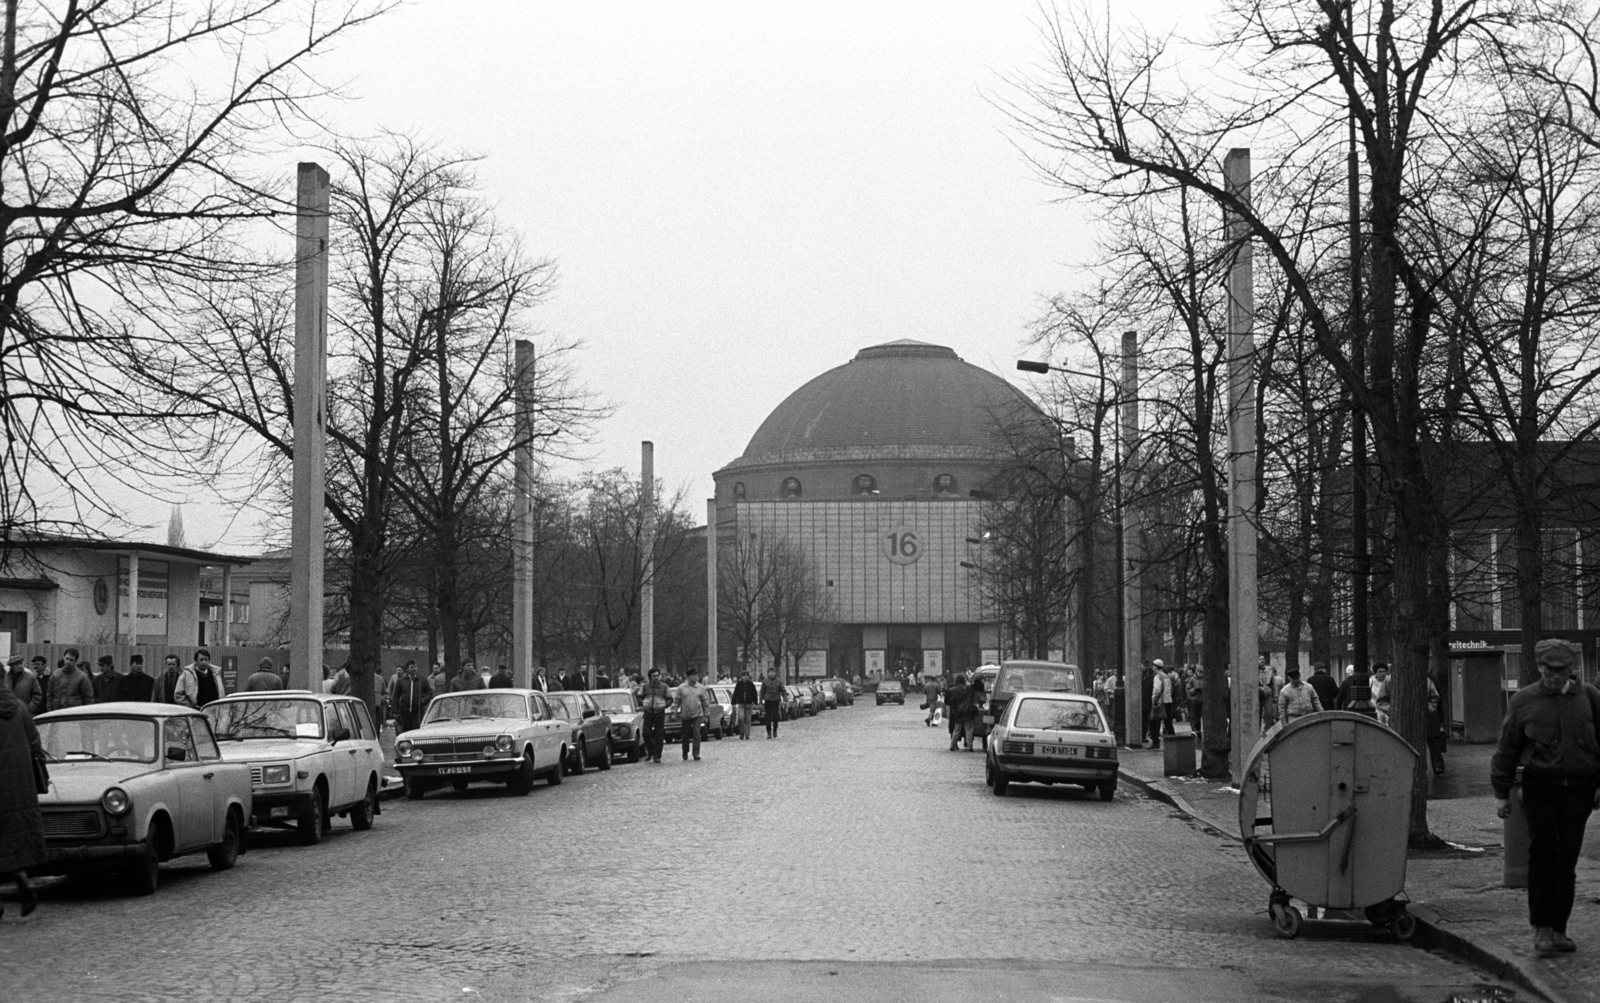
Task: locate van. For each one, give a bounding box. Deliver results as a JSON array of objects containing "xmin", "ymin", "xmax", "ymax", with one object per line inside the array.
[{"xmin": 986, "ymin": 660, "xmax": 1083, "ymax": 726}]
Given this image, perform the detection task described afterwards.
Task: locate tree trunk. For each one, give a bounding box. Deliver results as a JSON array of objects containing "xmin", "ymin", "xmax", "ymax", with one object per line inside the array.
[
  {"xmin": 1516, "ymin": 495, "xmax": 1544, "ymax": 687},
  {"xmin": 345, "ymin": 522, "xmax": 385, "ymax": 719}
]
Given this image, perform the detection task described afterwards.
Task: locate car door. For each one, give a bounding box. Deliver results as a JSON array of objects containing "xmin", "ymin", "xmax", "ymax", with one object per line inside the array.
[
  {"xmin": 345, "ymin": 700, "xmax": 381, "ymax": 798},
  {"xmin": 580, "ymin": 694, "xmax": 604, "ymax": 754},
  {"xmin": 188, "ymin": 714, "xmax": 230, "ymax": 839},
  {"xmin": 162, "ymin": 717, "xmax": 213, "ymax": 850},
  {"xmin": 323, "ymin": 701, "xmax": 357, "ymax": 809},
  {"xmin": 529, "ymin": 693, "xmax": 562, "ymax": 768}
]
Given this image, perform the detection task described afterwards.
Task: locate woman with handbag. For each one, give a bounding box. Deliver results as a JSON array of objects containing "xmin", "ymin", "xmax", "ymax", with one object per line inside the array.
[{"xmin": 0, "ymin": 682, "xmax": 46, "ymax": 919}]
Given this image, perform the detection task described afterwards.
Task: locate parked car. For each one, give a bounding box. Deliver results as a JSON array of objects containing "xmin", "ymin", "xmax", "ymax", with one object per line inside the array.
[
  {"xmin": 204, "ymin": 691, "xmax": 384, "ymax": 845},
  {"xmin": 707, "ymin": 684, "xmax": 736, "ymax": 731},
  {"xmin": 589, "ymin": 687, "xmax": 645, "ymax": 762},
  {"xmin": 394, "ymin": 690, "xmax": 568, "ymax": 799},
  {"xmin": 819, "ymin": 678, "xmax": 852, "ymax": 706},
  {"xmin": 971, "ymin": 664, "xmax": 1001, "ymax": 742},
  {"xmin": 546, "ymin": 690, "xmax": 613, "ymax": 774},
  {"xmin": 33, "ymin": 703, "xmax": 252, "ymax": 894},
  {"xmin": 876, "ymin": 679, "xmax": 905, "ymax": 706},
  {"xmin": 816, "ymin": 680, "xmax": 839, "ymax": 709},
  {"xmin": 785, "ymin": 685, "xmax": 811, "ymax": 717},
  {"xmin": 664, "ymin": 686, "xmax": 727, "ymax": 740},
  {"xmin": 987, "ymin": 660, "xmax": 1084, "ymax": 726},
  {"xmin": 985, "ymin": 691, "xmax": 1118, "ymax": 800}
]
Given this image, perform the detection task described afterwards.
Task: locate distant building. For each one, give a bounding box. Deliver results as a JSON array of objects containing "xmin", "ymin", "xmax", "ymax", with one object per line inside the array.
[{"xmin": 712, "ymin": 339, "xmax": 1049, "ymax": 680}]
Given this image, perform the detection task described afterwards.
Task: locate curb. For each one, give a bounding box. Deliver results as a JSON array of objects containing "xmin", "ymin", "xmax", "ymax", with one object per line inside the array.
[{"xmin": 1116, "ymin": 767, "xmax": 1566, "ymax": 1003}]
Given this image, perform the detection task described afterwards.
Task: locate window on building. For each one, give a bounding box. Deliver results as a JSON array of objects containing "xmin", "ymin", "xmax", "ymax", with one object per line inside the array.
[
  {"xmin": 780, "ymin": 477, "xmax": 802, "ymax": 499},
  {"xmin": 933, "ymin": 473, "xmax": 958, "ymax": 495},
  {"xmin": 851, "ymin": 474, "xmax": 878, "ymax": 496},
  {"xmin": 733, "ymin": 481, "xmax": 747, "ymax": 502},
  {"xmin": 1453, "ymin": 532, "xmax": 1495, "ymax": 631},
  {"xmin": 1493, "ymin": 528, "xmax": 1581, "ymax": 631},
  {"xmin": 235, "ymin": 604, "xmax": 250, "ymax": 624},
  {"xmin": 0, "ymin": 610, "xmax": 26, "ymax": 643}
]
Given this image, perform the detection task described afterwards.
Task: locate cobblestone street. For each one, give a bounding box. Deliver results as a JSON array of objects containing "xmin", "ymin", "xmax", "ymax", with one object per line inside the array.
[{"xmin": 2, "ymin": 704, "xmax": 1515, "ymax": 1002}]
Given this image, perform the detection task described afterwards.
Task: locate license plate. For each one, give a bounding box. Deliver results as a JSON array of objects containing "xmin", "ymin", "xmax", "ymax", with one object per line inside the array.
[
  {"xmin": 437, "ymin": 765, "xmax": 473, "ymax": 775},
  {"xmin": 269, "ymin": 806, "xmax": 289, "ymax": 818},
  {"xmin": 1041, "ymin": 745, "xmax": 1080, "ymax": 757}
]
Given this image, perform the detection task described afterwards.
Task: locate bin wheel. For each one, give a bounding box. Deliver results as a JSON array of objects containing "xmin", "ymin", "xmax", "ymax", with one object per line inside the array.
[
  {"xmin": 1271, "ymin": 903, "xmax": 1303, "ymax": 939},
  {"xmin": 1389, "ymin": 913, "xmax": 1417, "ymax": 942}
]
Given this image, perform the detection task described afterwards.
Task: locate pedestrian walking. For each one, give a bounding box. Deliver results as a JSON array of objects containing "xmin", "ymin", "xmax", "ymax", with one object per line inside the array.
[
  {"xmin": 3, "ymin": 655, "xmax": 43, "ymax": 716},
  {"xmin": 47, "ymin": 649, "xmax": 94, "ymax": 711},
  {"xmin": 1276, "ymin": 667, "xmax": 1322, "ymax": 725},
  {"xmin": 371, "ymin": 667, "xmax": 388, "ymax": 728},
  {"xmin": 1425, "ymin": 674, "xmax": 1448, "ymax": 775},
  {"xmin": 1186, "ymin": 667, "xmax": 1205, "ymax": 738},
  {"xmin": 1307, "ymin": 662, "xmax": 1339, "ymax": 714},
  {"xmin": 562, "ymin": 667, "xmax": 587, "ymax": 691},
  {"xmin": 731, "ymin": 670, "xmax": 757, "ymax": 740},
  {"xmin": 156, "ymin": 653, "xmax": 183, "ymax": 705},
  {"xmin": 90, "ymin": 655, "xmax": 123, "ymax": 704},
  {"xmin": 245, "ymin": 657, "xmax": 283, "ymax": 692},
  {"xmin": 489, "ymin": 664, "xmax": 514, "ymax": 688},
  {"xmin": 1258, "ymin": 656, "xmax": 1281, "ymax": 731},
  {"xmin": 531, "ymin": 666, "xmax": 551, "ymax": 692},
  {"xmin": 1336, "ymin": 663, "xmax": 1377, "ymax": 717},
  {"xmin": 947, "ymin": 673, "xmax": 976, "ymax": 751},
  {"xmin": 922, "ymin": 674, "xmax": 942, "ymax": 727},
  {"xmin": 390, "ymin": 661, "xmax": 432, "ymax": 735},
  {"xmin": 677, "ymin": 670, "xmax": 709, "ymax": 761},
  {"xmin": 1372, "ymin": 663, "xmax": 1392, "ymax": 726},
  {"xmin": 120, "ymin": 654, "xmax": 155, "ymax": 702},
  {"xmin": 175, "ymin": 649, "xmax": 227, "ymax": 709},
  {"xmin": 332, "ymin": 662, "xmax": 354, "ymax": 696},
  {"xmin": 0, "ymin": 683, "xmax": 46, "ymax": 921},
  {"xmin": 1147, "ymin": 660, "xmax": 1169, "ymax": 749},
  {"xmin": 1491, "ymin": 638, "xmax": 1600, "ymax": 958},
  {"xmin": 428, "ymin": 663, "xmax": 447, "ymax": 696},
  {"xmin": 760, "ymin": 669, "xmax": 783, "ymax": 739},
  {"xmin": 640, "ymin": 668, "xmax": 671, "ymax": 762}
]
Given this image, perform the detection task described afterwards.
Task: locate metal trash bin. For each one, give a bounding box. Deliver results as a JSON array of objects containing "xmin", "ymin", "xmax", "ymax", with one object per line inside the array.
[
  {"xmin": 1164, "ymin": 732, "xmax": 1195, "ymax": 776},
  {"xmin": 1238, "ymin": 710, "xmax": 1420, "ymax": 940}
]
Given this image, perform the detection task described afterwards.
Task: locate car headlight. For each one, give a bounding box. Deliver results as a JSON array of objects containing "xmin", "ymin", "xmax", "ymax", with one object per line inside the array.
[
  {"xmin": 396, "ymin": 739, "xmax": 412, "ymax": 758},
  {"xmin": 495, "ymin": 734, "xmax": 513, "ymax": 752},
  {"xmin": 102, "ymin": 787, "xmax": 131, "ymax": 816},
  {"xmin": 262, "ymin": 764, "xmax": 291, "ymax": 785},
  {"xmin": 409, "ymin": 747, "xmax": 424, "ymax": 762}
]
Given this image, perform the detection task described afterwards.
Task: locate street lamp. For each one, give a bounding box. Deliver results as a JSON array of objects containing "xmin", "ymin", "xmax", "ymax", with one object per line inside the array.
[{"xmin": 1016, "ymin": 356, "xmax": 1130, "ymax": 746}]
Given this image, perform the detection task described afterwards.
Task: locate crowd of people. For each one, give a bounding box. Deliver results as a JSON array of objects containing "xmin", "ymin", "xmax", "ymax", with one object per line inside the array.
[{"xmin": 2, "ymin": 648, "xmax": 234, "ymax": 714}]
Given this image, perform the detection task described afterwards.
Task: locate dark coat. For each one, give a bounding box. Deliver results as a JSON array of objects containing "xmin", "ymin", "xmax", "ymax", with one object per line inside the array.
[
  {"xmin": 732, "ymin": 679, "xmax": 758, "ymax": 704},
  {"xmin": 0, "ymin": 685, "xmax": 46, "ymax": 874},
  {"xmin": 92, "ymin": 669, "xmax": 123, "ymax": 703},
  {"xmin": 947, "ymin": 680, "xmax": 976, "ymax": 722},
  {"xmin": 120, "ymin": 670, "xmax": 156, "ymax": 702},
  {"xmin": 1308, "ymin": 671, "xmax": 1339, "ymax": 712},
  {"xmin": 489, "ymin": 670, "xmax": 514, "ymax": 689}
]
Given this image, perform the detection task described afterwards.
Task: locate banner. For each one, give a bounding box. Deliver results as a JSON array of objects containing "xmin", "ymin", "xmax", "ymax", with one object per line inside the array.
[
  {"xmin": 118, "ymin": 558, "xmax": 170, "ymax": 639},
  {"xmin": 865, "ymin": 650, "xmax": 885, "ymax": 676}
]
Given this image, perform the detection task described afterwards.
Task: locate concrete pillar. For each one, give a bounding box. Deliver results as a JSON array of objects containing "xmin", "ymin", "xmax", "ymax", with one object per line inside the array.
[
  {"xmin": 1225, "ymin": 148, "xmax": 1260, "ymax": 784},
  {"xmin": 511, "ymin": 339, "xmax": 535, "ymax": 688},
  {"xmin": 1122, "ymin": 331, "xmax": 1143, "ymax": 746},
  {"xmin": 640, "ymin": 442, "xmax": 654, "ymax": 677},
  {"xmin": 126, "ymin": 552, "xmax": 140, "ymax": 646},
  {"xmin": 289, "ymin": 162, "xmax": 329, "ymax": 692},
  {"xmin": 220, "ymin": 564, "xmax": 233, "ymax": 648},
  {"xmin": 706, "ymin": 498, "xmax": 718, "ymax": 679}
]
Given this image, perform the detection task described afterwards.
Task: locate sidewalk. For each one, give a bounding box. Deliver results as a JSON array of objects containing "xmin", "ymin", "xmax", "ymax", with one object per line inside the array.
[{"xmin": 1117, "ymin": 731, "xmax": 1600, "ymax": 1003}]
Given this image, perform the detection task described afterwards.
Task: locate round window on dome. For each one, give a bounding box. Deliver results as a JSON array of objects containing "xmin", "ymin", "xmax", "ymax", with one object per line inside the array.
[
  {"xmin": 733, "ymin": 481, "xmax": 747, "ymax": 502},
  {"xmin": 780, "ymin": 477, "xmax": 802, "ymax": 499},
  {"xmin": 851, "ymin": 474, "xmax": 878, "ymax": 496},
  {"xmin": 933, "ymin": 473, "xmax": 958, "ymax": 495}
]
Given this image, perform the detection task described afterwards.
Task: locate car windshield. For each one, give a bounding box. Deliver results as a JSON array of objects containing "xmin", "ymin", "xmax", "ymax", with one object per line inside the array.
[
  {"xmin": 547, "ymin": 694, "xmax": 584, "ymax": 719},
  {"xmin": 592, "ymin": 693, "xmax": 636, "ymax": 714},
  {"xmin": 38, "ymin": 717, "xmax": 159, "ymax": 763},
  {"xmin": 710, "ymin": 688, "xmax": 731, "ymax": 701},
  {"xmin": 206, "ymin": 699, "xmax": 323, "ymax": 740},
  {"xmin": 1014, "ymin": 698, "xmax": 1104, "ymax": 732},
  {"xmin": 425, "ymin": 693, "xmax": 528, "ymax": 723},
  {"xmin": 880, "ymin": 681, "xmax": 902, "ymax": 692},
  {"xmin": 996, "ymin": 665, "xmax": 1081, "ymax": 695}
]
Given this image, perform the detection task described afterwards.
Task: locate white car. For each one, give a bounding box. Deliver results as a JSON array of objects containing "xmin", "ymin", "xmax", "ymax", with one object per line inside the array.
[
  {"xmin": 394, "ymin": 689, "xmax": 568, "ymax": 799},
  {"xmin": 204, "ymin": 692, "xmax": 385, "ymax": 844},
  {"xmin": 985, "ymin": 690, "xmax": 1119, "ymax": 800},
  {"xmin": 34, "ymin": 703, "xmax": 253, "ymax": 894}
]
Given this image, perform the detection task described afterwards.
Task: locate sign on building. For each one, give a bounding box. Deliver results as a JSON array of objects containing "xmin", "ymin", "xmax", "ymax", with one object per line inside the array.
[
  {"xmin": 798, "ymin": 650, "xmax": 827, "ymax": 678},
  {"xmin": 865, "ymin": 649, "xmax": 885, "ymax": 676},
  {"xmin": 117, "ymin": 558, "xmax": 169, "ymax": 639}
]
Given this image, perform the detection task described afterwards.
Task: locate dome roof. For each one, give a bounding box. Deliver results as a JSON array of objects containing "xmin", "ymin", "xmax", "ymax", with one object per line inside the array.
[{"xmin": 738, "ymin": 340, "xmax": 1042, "ymax": 461}]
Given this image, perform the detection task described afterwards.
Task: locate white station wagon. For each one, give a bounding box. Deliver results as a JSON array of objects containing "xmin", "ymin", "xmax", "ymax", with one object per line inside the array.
[
  {"xmin": 394, "ymin": 689, "xmax": 568, "ymax": 799},
  {"xmin": 204, "ymin": 692, "xmax": 385, "ymax": 844},
  {"xmin": 34, "ymin": 703, "xmax": 253, "ymax": 894},
  {"xmin": 985, "ymin": 691, "xmax": 1119, "ymax": 800}
]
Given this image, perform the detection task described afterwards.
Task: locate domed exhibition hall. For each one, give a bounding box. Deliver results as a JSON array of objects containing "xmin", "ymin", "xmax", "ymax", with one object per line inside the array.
[{"xmin": 712, "ymin": 339, "xmax": 1048, "ymax": 681}]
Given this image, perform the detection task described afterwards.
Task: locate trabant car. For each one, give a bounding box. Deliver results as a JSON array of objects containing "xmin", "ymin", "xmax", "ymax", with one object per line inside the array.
[
  {"xmin": 546, "ymin": 690, "xmax": 613, "ymax": 774},
  {"xmin": 394, "ymin": 689, "xmax": 567, "ymax": 799},
  {"xmin": 985, "ymin": 690, "xmax": 1118, "ymax": 800},
  {"xmin": 34, "ymin": 703, "xmax": 252, "ymax": 894},
  {"xmin": 986, "ymin": 660, "xmax": 1083, "ymax": 726},
  {"xmin": 589, "ymin": 687, "xmax": 645, "ymax": 762},
  {"xmin": 875, "ymin": 679, "xmax": 905, "ymax": 706}
]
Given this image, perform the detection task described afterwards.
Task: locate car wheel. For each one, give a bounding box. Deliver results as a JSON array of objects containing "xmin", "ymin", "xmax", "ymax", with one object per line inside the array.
[
  {"xmin": 597, "ymin": 740, "xmax": 612, "ymax": 770},
  {"xmin": 297, "ymin": 784, "xmax": 327, "ymax": 845},
  {"xmin": 569, "ymin": 741, "xmax": 586, "ymax": 775},
  {"xmin": 507, "ymin": 752, "xmax": 535, "ymax": 795},
  {"xmin": 350, "ymin": 778, "xmax": 377, "ymax": 831},
  {"xmin": 547, "ymin": 750, "xmax": 564, "ymax": 785},
  {"xmin": 984, "ymin": 756, "xmax": 995, "ymax": 788},
  {"xmin": 128, "ymin": 835, "xmax": 161, "ymax": 895},
  {"xmin": 404, "ymin": 776, "xmax": 428, "ymax": 800},
  {"xmin": 627, "ymin": 736, "xmax": 642, "ymax": 763},
  {"xmin": 208, "ymin": 809, "xmax": 242, "ymax": 870},
  {"xmin": 1099, "ymin": 780, "xmax": 1117, "ymax": 802},
  {"xmin": 992, "ymin": 770, "xmax": 1010, "ymax": 796}
]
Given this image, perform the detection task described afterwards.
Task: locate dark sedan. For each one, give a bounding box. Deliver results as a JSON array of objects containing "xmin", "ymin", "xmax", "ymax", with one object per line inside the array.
[{"xmin": 547, "ymin": 691, "xmax": 613, "ymax": 774}]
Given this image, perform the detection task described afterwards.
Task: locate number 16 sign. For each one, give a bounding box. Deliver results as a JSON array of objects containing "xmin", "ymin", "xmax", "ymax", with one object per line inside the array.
[{"xmin": 882, "ymin": 524, "xmax": 921, "ymax": 565}]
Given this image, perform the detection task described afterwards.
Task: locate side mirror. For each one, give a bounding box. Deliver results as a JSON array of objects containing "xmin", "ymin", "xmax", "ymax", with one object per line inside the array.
[
  {"xmin": 330, "ymin": 726, "xmax": 351, "ymax": 743},
  {"xmin": 583, "ymin": 708, "xmax": 597, "ymax": 719},
  {"xmin": 166, "ymin": 746, "xmax": 187, "ymax": 762}
]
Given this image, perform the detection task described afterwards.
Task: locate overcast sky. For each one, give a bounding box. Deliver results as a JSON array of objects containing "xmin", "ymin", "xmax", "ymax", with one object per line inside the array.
[{"xmin": 157, "ymin": 0, "xmax": 1200, "ymax": 551}]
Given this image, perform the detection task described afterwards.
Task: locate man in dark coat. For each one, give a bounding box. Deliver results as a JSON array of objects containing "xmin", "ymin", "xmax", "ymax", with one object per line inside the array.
[
  {"xmin": 157, "ymin": 653, "xmax": 183, "ymax": 704},
  {"xmin": 3, "ymin": 655, "xmax": 43, "ymax": 715},
  {"xmin": 489, "ymin": 664, "xmax": 514, "ymax": 688},
  {"xmin": 244, "ymin": 657, "xmax": 283, "ymax": 692},
  {"xmin": 389, "ymin": 662, "xmax": 432, "ymax": 736},
  {"xmin": 1335, "ymin": 663, "xmax": 1376, "ymax": 717},
  {"xmin": 1307, "ymin": 662, "xmax": 1339, "ymax": 713},
  {"xmin": 731, "ymin": 670, "xmax": 758, "ymax": 740},
  {"xmin": 91, "ymin": 655, "xmax": 123, "ymax": 704},
  {"xmin": 0, "ymin": 684, "xmax": 45, "ymax": 918},
  {"xmin": 120, "ymin": 654, "xmax": 156, "ymax": 702},
  {"xmin": 946, "ymin": 674, "xmax": 973, "ymax": 751}
]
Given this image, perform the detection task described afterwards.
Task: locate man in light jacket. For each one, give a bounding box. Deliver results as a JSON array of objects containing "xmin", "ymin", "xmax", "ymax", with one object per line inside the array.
[
  {"xmin": 676, "ymin": 670, "xmax": 710, "ymax": 761},
  {"xmin": 174, "ymin": 649, "xmax": 227, "ymax": 708},
  {"xmin": 1276, "ymin": 667, "xmax": 1322, "ymax": 725}
]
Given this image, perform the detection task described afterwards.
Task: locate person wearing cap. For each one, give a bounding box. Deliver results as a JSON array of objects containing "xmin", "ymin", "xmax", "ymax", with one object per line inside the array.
[
  {"xmin": 90, "ymin": 654, "xmax": 123, "ymax": 704},
  {"xmin": 27, "ymin": 656, "xmax": 49, "ymax": 706},
  {"xmin": 1276, "ymin": 667, "xmax": 1322, "ymax": 725},
  {"xmin": 1147, "ymin": 659, "xmax": 1172, "ymax": 747},
  {"xmin": 120, "ymin": 654, "xmax": 155, "ymax": 702},
  {"xmin": 1491, "ymin": 638, "xmax": 1600, "ymax": 958},
  {"xmin": 2, "ymin": 655, "xmax": 43, "ymax": 716},
  {"xmin": 245, "ymin": 657, "xmax": 283, "ymax": 692}
]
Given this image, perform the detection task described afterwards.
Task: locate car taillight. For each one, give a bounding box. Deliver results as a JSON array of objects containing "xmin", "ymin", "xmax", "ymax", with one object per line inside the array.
[{"xmin": 1001, "ymin": 741, "xmax": 1034, "ymax": 755}]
